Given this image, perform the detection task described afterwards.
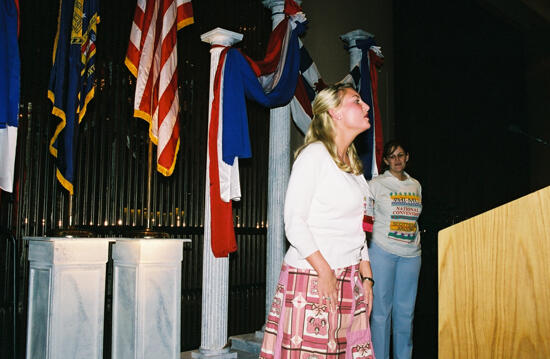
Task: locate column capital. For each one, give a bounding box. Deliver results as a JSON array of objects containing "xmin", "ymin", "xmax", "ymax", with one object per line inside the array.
[
  {"xmin": 263, "ymin": 0, "xmax": 283, "ymax": 29},
  {"xmin": 201, "ymin": 28, "xmax": 243, "ymax": 47},
  {"xmin": 262, "ymin": 0, "xmax": 302, "ymax": 29},
  {"xmin": 261, "ymin": 0, "xmax": 303, "ymax": 12},
  {"xmin": 262, "ymin": 0, "xmax": 301, "ymax": 11},
  {"xmin": 340, "ymin": 29, "xmax": 374, "ymax": 49}
]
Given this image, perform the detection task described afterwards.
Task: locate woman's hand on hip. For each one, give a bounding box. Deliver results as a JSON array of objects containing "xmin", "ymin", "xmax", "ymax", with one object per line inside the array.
[
  {"xmin": 306, "ymin": 250, "xmax": 339, "ymax": 312},
  {"xmin": 318, "ymin": 271, "xmax": 338, "ymax": 312}
]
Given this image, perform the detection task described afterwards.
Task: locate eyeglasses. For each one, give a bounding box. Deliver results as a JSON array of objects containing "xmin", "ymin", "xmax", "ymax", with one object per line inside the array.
[{"xmin": 387, "ymin": 153, "xmax": 406, "ymax": 160}]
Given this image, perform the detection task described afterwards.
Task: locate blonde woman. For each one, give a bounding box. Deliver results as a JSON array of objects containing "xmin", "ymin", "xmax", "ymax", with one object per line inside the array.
[{"xmin": 260, "ymin": 83, "xmax": 376, "ymax": 359}]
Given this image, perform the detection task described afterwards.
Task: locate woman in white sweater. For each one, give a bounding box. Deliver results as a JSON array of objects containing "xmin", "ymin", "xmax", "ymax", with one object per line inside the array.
[
  {"xmin": 260, "ymin": 83, "xmax": 375, "ymax": 359},
  {"xmin": 368, "ymin": 140, "xmax": 422, "ymax": 359}
]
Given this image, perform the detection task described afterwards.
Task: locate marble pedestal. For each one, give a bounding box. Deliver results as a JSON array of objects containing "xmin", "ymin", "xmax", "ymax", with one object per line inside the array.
[
  {"xmin": 25, "ymin": 237, "xmax": 111, "ymax": 359},
  {"xmin": 111, "ymin": 239, "xmax": 187, "ymax": 359}
]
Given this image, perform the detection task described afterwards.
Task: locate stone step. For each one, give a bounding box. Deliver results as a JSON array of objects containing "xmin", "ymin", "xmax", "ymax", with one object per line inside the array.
[
  {"xmin": 181, "ymin": 348, "xmax": 253, "ymax": 359},
  {"xmin": 229, "ymin": 331, "xmax": 263, "ymax": 356}
]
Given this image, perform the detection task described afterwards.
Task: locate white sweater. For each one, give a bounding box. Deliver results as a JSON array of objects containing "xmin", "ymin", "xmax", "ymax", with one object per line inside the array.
[{"xmin": 283, "ymin": 142, "xmax": 371, "ymax": 269}]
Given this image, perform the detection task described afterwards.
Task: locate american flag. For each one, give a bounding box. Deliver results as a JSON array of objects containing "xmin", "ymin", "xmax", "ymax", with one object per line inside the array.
[{"xmin": 125, "ymin": 0, "xmax": 193, "ymax": 176}]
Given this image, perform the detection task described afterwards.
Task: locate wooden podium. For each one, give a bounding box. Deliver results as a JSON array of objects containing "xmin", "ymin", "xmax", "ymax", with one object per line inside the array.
[{"xmin": 438, "ymin": 186, "xmax": 550, "ymax": 358}]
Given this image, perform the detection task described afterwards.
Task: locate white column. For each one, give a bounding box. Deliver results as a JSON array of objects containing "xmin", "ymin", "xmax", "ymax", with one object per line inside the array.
[
  {"xmin": 261, "ymin": 0, "xmax": 294, "ymax": 326},
  {"xmin": 341, "ymin": 29, "xmax": 379, "ymax": 177},
  {"xmin": 193, "ymin": 28, "xmax": 243, "ymax": 359},
  {"xmin": 340, "ymin": 29, "xmax": 374, "ymax": 71},
  {"xmin": 111, "ymin": 238, "xmax": 186, "ymax": 359},
  {"xmin": 25, "ymin": 237, "xmax": 110, "ymax": 359}
]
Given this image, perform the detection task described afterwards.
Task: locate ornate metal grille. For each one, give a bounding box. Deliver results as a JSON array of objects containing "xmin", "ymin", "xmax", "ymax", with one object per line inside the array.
[{"xmin": 0, "ymin": 0, "xmax": 274, "ymax": 355}]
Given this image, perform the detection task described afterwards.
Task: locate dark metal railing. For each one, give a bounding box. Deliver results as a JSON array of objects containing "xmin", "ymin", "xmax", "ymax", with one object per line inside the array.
[{"xmin": 0, "ymin": 0, "xmax": 274, "ymax": 357}]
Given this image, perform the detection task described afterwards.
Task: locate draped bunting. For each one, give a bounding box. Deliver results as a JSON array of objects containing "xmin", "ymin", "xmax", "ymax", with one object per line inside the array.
[
  {"xmin": 367, "ymin": 45, "xmax": 384, "ymax": 176},
  {"xmin": 291, "ymin": 36, "xmax": 384, "ymax": 180},
  {"xmin": 208, "ymin": 1, "xmax": 306, "ymax": 257},
  {"xmin": 0, "ymin": 0, "xmax": 20, "ymax": 193},
  {"xmin": 222, "ymin": 22, "xmax": 305, "ymax": 165},
  {"xmin": 207, "ymin": 0, "xmax": 384, "ymax": 256},
  {"xmin": 209, "ymin": 47, "xmax": 236, "ymax": 257},
  {"xmin": 289, "ymin": 40, "xmax": 326, "ymax": 134},
  {"xmin": 351, "ymin": 37, "xmax": 384, "ymax": 180}
]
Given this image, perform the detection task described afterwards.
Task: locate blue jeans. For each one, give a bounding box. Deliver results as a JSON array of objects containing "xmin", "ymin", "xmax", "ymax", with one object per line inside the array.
[{"xmin": 369, "ymin": 241, "xmax": 421, "ymax": 359}]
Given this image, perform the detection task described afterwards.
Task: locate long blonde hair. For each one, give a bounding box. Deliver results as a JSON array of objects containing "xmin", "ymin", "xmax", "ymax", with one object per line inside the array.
[{"xmin": 295, "ymin": 83, "xmax": 364, "ymax": 175}]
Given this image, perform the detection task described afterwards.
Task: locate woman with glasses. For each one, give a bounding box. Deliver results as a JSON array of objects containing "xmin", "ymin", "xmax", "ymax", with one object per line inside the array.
[{"xmin": 368, "ymin": 140, "xmax": 422, "ymax": 359}]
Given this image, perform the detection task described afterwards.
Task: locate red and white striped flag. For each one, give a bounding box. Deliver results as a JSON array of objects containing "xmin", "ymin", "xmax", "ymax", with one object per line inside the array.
[{"xmin": 125, "ymin": 0, "xmax": 193, "ymax": 176}]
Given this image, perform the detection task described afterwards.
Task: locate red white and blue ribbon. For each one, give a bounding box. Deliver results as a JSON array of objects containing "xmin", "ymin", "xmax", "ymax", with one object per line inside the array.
[
  {"xmin": 208, "ymin": 1, "xmax": 306, "ymax": 257},
  {"xmin": 343, "ymin": 37, "xmax": 384, "ymax": 180},
  {"xmin": 289, "ymin": 40, "xmax": 327, "ymax": 133},
  {"xmin": 208, "ymin": 0, "xmax": 384, "ymax": 255}
]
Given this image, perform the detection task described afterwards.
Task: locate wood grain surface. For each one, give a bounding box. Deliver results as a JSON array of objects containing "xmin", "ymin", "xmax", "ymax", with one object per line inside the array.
[{"xmin": 438, "ymin": 186, "xmax": 550, "ymax": 358}]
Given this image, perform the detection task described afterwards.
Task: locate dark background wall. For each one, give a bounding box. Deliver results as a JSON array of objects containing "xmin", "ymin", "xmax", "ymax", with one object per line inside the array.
[
  {"xmin": 302, "ymin": 0, "xmax": 395, "ymax": 140},
  {"xmin": 1, "ymin": 0, "xmax": 549, "ymax": 358},
  {"xmin": 395, "ymin": 0, "xmax": 550, "ymax": 223},
  {"xmin": 297, "ymin": 1, "xmax": 550, "ymax": 358},
  {"xmin": 394, "ymin": 1, "xmax": 550, "ymax": 357},
  {"xmin": 298, "ymin": 0, "xmax": 550, "ymax": 223}
]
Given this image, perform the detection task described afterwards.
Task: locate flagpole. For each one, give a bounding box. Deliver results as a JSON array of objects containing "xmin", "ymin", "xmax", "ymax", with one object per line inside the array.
[
  {"xmin": 49, "ymin": 190, "xmax": 94, "ymax": 238},
  {"xmin": 46, "ymin": 0, "xmax": 98, "ymax": 239},
  {"xmin": 68, "ymin": 194, "xmax": 73, "ymax": 227},
  {"xmin": 125, "ymin": 0, "xmax": 193, "ymax": 239},
  {"xmin": 146, "ymin": 139, "xmax": 153, "ymax": 230},
  {"xmin": 48, "ymin": 172, "xmax": 94, "ymax": 237},
  {"xmin": 127, "ymin": 137, "xmax": 169, "ymax": 238}
]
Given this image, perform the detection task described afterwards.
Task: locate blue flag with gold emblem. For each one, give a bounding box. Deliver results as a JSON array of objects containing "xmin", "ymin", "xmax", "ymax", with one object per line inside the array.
[{"xmin": 48, "ymin": 0, "xmax": 98, "ymax": 194}]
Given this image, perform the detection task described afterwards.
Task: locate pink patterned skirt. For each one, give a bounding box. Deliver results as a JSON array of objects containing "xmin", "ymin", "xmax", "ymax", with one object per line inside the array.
[{"xmin": 259, "ymin": 263, "xmax": 375, "ymax": 359}]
